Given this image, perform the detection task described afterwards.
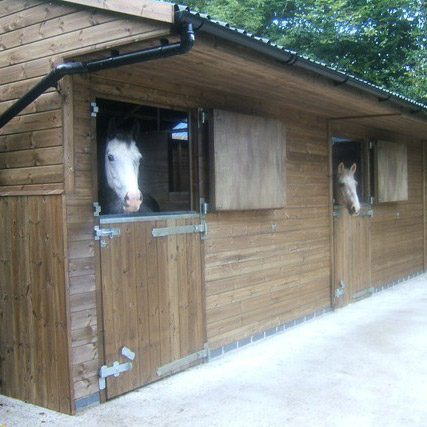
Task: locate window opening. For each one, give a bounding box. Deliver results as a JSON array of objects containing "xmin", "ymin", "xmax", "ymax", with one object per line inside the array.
[
  {"xmin": 332, "ymin": 137, "xmax": 365, "ymax": 205},
  {"xmin": 96, "ymin": 98, "xmax": 191, "ymax": 215}
]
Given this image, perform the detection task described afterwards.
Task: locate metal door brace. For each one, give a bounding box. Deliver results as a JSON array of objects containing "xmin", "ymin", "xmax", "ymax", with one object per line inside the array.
[
  {"xmin": 156, "ymin": 344, "xmax": 208, "ymax": 377},
  {"xmin": 352, "ymin": 287, "xmax": 374, "ymax": 300}
]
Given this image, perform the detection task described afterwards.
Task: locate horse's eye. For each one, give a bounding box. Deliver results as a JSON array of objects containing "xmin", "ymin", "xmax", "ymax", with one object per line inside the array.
[
  {"xmin": 339, "ymin": 183, "xmax": 345, "ymax": 187},
  {"xmin": 107, "ymin": 154, "xmax": 114, "ymax": 162}
]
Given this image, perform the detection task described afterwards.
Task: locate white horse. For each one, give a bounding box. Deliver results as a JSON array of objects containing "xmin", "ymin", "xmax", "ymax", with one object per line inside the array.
[
  {"xmin": 335, "ymin": 162, "xmax": 361, "ymax": 216},
  {"xmin": 100, "ymin": 119, "xmax": 159, "ymax": 214}
]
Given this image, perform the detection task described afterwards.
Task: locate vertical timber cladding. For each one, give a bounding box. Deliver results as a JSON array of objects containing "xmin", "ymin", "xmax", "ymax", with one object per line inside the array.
[
  {"xmin": 0, "ymin": 195, "xmax": 71, "ymax": 413},
  {"xmin": 333, "ymin": 207, "xmax": 372, "ymax": 308},
  {"xmin": 98, "ymin": 215, "xmax": 204, "ymax": 398},
  {"xmin": 205, "ymin": 111, "xmax": 331, "ymax": 349}
]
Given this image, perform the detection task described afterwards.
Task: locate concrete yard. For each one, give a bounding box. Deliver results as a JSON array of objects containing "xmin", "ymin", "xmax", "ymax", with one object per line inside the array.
[{"xmin": 1, "ymin": 274, "xmax": 427, "ymax": 427}]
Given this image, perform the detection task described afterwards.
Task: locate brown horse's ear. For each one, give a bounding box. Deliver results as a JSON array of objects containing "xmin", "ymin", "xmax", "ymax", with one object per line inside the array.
[
  {"xmin": 350, "ymin": 163, "xmax": 357, "ymax": 174},
  {"xmin": 338, "ymin": 162, "xmax": 345, "ymax": 173},
  {"xmin": 107, "ymin": 118, "xmax": 117, "ymax": 140}
]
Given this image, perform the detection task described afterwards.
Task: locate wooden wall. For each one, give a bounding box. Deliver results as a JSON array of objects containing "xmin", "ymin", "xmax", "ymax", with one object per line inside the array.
[
  {"xmin": 371, "ymin": 137, "xmax": 424, "ymax": 285},
  {"xmin": 0, "ymin": 0, "xmax": 171, "ymax": 413},
  {"xmin": 83, "ymin": 65, "xmax": 332, "ymax": 352},
  {"xmin": 0, "ymin": 195, "xmax": 71, "ymax": 413},
  {"xmin": 330, "ymin": 120, "xmax": 424, "ymax": 287},
  {"xmin": 205, "ymin": 113, "xmax": 331, "ymax": 349},
  {"xmin": 1, "ymin": 0, "xmax": 426, "ymax": 413}
]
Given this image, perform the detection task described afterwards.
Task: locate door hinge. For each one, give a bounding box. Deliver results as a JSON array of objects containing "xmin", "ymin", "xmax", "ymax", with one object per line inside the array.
[
  {"xmin": 152, "ymin": 221, "xmax": 207, "ymax": 239},
  {"xmin": 94, "ymin": 225, "xmax": 120, "ymax": 240},
  {"xmin": 93, "ymin": 202, "xmax": 101, "ymax": 216},
  {"xmin": 198, "ymin": 108, "xmax": 208, "ymax": 128},
  {"xmin": 90, "ymin": 101, "xmax": 99, "ymax": 117}
]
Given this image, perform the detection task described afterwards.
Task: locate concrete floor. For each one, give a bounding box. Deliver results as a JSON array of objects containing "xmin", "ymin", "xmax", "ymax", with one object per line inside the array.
[{"xmin": 1, "ymin": 274, "xmax": 427, "ymax": 427}]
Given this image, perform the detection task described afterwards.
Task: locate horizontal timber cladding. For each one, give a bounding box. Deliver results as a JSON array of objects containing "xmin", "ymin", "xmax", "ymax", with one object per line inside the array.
[
  {"xmin": 371, "ymin": 139, "xmax": 424, "ymax": 286},
  {"xmin": 204, "ymin": 118, "xmax": 331, "ymax": 349},
  {"xmin": 0, "ymin": 195, "xmax": 72, "ymax": 413},
  {"xmin": 86, "ymin": 65, "xmax": 331, "ymax": 351}
]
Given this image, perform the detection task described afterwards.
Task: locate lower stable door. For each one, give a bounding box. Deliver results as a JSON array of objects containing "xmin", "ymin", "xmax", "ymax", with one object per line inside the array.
[
  {"xmin": 97, "ymin": 214, "xmax": 205, "ymax": 399},
  {"xmin": 333, "ymin": 206, "xmax": 372, "ymax": 309}
]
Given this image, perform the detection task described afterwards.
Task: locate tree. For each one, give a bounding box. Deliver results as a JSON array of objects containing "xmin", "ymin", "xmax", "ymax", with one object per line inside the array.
[{"xmin": 179, "ymin": 0, "xmax": 427, "ymax": 104}]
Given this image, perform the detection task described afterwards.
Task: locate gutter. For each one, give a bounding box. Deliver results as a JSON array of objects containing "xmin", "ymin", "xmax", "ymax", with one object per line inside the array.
[
  {"xmin": 0, "ymin": 21, "xmax": 194, "ymax": 130},
  {"xmin": 175, "ymin": 8, "xmax": 427, "ymax": 117}
]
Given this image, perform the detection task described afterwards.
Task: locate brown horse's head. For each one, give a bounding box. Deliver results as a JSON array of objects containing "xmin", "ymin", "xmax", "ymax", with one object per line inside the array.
[{"xmin": 335, "ymin": 162, "xmax": 360, "ymax": 216}]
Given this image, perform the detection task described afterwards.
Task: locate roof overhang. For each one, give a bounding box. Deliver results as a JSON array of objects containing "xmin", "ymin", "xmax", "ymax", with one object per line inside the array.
[{"xmin": 57, "ymin": 0, "xmax": 175, "ymax": 23}]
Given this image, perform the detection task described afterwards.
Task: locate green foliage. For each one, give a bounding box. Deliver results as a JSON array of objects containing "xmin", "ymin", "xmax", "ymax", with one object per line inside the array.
[{"xmin": 179, "ymin": 0, "xmax": 427, "ymax": 104}]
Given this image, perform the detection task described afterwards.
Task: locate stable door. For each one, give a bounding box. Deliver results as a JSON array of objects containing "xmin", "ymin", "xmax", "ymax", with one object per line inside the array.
[
  {"xmin": 333, "ymin": 206, "xmax": 372, "ymax": 309},
  {"xmin": 97, "ymin": 214, "xmax": 205, "ymax": 399}
]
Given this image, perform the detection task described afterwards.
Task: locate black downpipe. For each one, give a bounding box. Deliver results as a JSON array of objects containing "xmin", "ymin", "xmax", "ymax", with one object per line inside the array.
[{"xmin": 0, "ymin": 22, "xmax": 194, "ymax": 130}]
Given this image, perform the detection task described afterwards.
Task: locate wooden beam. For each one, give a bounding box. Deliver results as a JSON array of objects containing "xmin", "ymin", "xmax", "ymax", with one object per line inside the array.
[{"xmin": 56, "ymin": 0, "xmax": 175, "ymax": 23}]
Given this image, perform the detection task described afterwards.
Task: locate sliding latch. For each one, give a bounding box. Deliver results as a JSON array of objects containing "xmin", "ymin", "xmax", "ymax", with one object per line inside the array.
[
  {"xmin": 94, "ymin": 225, "xmax": 120, "ymax": 240},
  {"xmin": 99, "ymin": 346, "xmax": 135, "ymax": 390},
  {"xmin": 335, "ymin": 280, "xmax": 346, "ymax": 298},
  {"xmin": 99, "ymin": 361, "xmax": 132, "ymax": 390}
]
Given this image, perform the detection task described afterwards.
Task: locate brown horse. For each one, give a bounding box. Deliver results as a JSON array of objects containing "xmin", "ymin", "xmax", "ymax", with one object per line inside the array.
[{"xmin": 335, "ymin": 162, "xmax": 360, "ymax": 216}]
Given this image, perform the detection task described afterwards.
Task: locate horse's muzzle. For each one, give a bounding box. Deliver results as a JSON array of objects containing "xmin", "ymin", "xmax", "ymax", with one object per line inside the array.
[
  {"xmin": 123, "ymin": 191, "xmax": 142, "ymax": 213},
  {"xmin": 349, "ymin": 204, "xmax": 360, "ymax": 216}
]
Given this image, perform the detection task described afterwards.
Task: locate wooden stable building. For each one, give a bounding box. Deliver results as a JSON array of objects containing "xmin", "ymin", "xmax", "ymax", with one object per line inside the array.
[{"xmin": 1, "ymin": 0, "xmax": 427, "ymax": 414}]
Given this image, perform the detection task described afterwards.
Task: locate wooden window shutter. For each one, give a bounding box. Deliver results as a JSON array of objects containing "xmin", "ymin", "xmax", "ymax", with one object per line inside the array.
[
  {"xmin": 376, "ymin": 140, "xmax": 408, "ymax": 202},
  {"xmin": 209, "ymin": 109, "xmax": 286, "ymax": 210}
]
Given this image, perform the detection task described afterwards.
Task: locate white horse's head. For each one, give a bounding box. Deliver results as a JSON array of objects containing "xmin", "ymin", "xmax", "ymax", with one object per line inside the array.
[
  {"xmin": 335, "ymin": 162, "xmax": 360, "ymax": 216},
  {"xmin": 105, "ymin": 120, "xmax": 143, "ymax": 213}
]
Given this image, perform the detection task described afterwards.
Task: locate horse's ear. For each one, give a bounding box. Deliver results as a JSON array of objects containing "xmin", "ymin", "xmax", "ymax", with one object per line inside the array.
[
  {"xmin": 107, "ymin": 118, "xmax": 117, "ymax": 140},
  {"xmin": 131, "ymin": 120, "xmax": 140, "ymax": 141},
  {"xmin": 338, "ymin": 162, "xmax": 345, "ymax": 173},
  {"xmin": 350, "ymin": 163, "xmax": 357, "ymax": 174}
]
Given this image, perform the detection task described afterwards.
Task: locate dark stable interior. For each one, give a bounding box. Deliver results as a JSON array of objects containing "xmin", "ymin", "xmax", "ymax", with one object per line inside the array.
[{"xmin": 96, "ymin": 98, "xmax": 191, "ymax": 214}]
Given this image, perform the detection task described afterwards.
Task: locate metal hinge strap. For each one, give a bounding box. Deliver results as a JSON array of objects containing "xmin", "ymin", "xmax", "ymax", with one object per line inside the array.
[
  {"xmin": 90, "ymin": 101, "xmax": 98, "ymax": 117},
  {"xmin": 352, "ymin": 287, "xmax": 374, "ymax": 300},
  {"xmin": 152, "ymin": 222, "xmax": 207, "ymax": 238},
  {"xmin": 157, "ymin": 345, "xmax": 208, "ymax": 377}
]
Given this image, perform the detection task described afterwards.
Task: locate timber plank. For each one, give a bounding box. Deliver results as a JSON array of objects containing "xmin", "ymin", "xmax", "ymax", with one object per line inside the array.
[
  {"xmin": 58, "ymin": 0, "xmax": 175, "ymax": 23},
  {"xmin": 134, "ymin": 221, "xmax": 152, "ymax": 384},
  {"xmin": 0, "ymin": 128, "xmax": 63, "ymax": 153},
  {"xmin": 156, "ymin": 220, "xmax": 171, "ymax": 367},
  {"xmin": 0, "ymin": 164, "xmax": 63, "ymax": 186},
  {"xmin": 0, "ymin": 146, "xmax": 63, "ymax": 169},
  {"xmin": 146, "ymin": 219, "xmax": 161, "ymax": 382}
]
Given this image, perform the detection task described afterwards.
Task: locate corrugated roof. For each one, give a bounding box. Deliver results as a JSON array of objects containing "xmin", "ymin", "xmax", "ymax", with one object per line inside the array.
[{"xmin": 174, "ymin": 4, "xmax": 427, "ymax": 116}]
